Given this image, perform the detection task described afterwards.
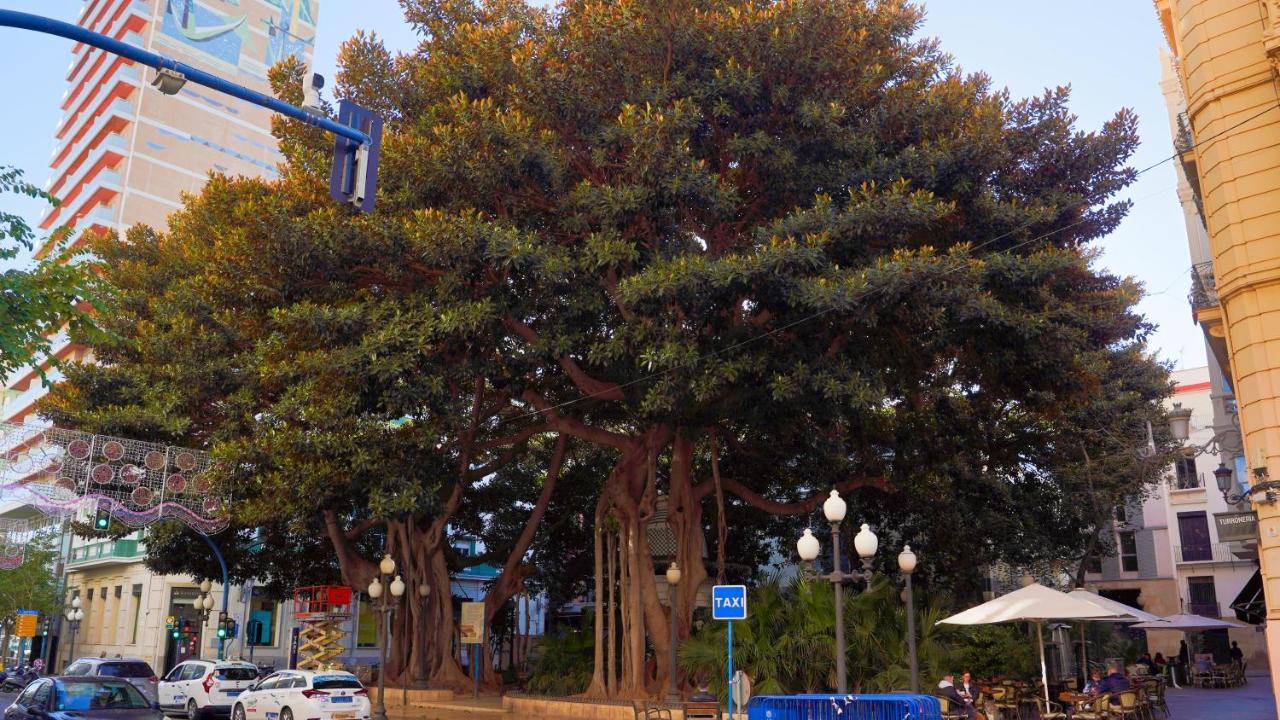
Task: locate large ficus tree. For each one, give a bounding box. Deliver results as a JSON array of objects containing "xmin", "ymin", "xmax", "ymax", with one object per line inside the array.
[{"xmin": 44, "ymin": 0, "xmax": 1172, "ymax": 699}]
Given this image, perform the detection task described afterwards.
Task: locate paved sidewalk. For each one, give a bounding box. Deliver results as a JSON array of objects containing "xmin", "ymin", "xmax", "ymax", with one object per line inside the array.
[{"xmin": 1166, "ymin": 677, "xmax": 1276, "ymax": 719}]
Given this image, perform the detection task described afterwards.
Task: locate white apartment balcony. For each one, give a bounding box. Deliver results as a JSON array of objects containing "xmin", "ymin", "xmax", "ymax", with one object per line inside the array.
[{"xmin": 1174, "ymin": 542, "xmax": 1257, "ymax": 566}]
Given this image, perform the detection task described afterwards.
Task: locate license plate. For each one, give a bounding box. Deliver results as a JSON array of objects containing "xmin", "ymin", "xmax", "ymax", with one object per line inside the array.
[
  {"xmin": 333, "ymin": 713, "xmax": 353, "ymax": 719},
  {"xmin": 225, "ymin": 691, "xmax": 243, "ymax": 696},
  {"xmin": 331, "ymin": 697, "xmax": 353, "ymax": 703}
]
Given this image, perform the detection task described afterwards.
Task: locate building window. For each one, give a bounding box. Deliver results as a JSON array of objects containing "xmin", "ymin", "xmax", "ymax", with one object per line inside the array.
[
  {"xmin": 356, "ymin": 595, "xmax": 377, "ymax": 648},
  {"xmin": 1188, "ymin": 576, "xmax": 1218, "ymax": 617},
  {"xmin": 130, "ymin": 585, "xmax": 143, "ymax": 645},
  {"xmin": 1174, "ymin": 457, "xmax": 1200, "ymax": 489},
  {"xmin": 247, "ymin": 599, "xmax": 281, "ymax": 647},
  {"xmin": 1085, "ymin": 554, "xmax": 1103, "ymax": 574},
  {"xmin": 1114, "ymin": 505, "xmax": 1127, "ymax": 524},
  {"xmin": 1178, "ymin": 511, "xmax": 1212, "ymax": 561},
  {"xmin": 1118, "ymin": 531, "xmax": 1139, "ymax": 572}
]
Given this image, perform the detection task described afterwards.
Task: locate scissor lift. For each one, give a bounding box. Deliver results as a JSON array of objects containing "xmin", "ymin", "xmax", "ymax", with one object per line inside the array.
[{"xmin": 293, "ymin": 586, "xmax": 353, "ymax": 670}]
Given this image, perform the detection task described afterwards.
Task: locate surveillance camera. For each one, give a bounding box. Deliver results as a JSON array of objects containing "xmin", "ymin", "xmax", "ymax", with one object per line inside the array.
[
  {"xmin": 151, "ymin": 67, "xmax": 187, "ymax": 96},
  {"xmin": 303, "ymin": 72, "xmax": 325, "ymax": 115}
]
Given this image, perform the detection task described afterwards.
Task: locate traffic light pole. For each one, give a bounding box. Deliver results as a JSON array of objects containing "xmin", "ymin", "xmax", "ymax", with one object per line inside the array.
[
  {"xmin": 201, "ymin": 535, "xmax": 229, "ymax": 661},
  {"xmin": 0, "ymin": 10, "xmax": 369, "ymax": 147},
  {"xmin": 0, "ymin": 9, "xmax": 381, "ymax": 212}
]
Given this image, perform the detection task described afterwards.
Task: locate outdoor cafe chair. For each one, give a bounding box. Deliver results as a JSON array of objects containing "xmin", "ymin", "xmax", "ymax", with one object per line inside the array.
[
  {"xmin": 1071, "ymin": 693, "xmax": 1116, "ymax": 720},
  {"xmin": 935, "ymin": 696, "xmax": 970, "ymax": 720},
  {"xmin": 1114, "ymin": 690, "xmax": 1144, "ymax": 720},
  {"xmin": 1033, "ymin": 696, "xmax": 1069, "ymax": 720},
  {"xmin": 630, "ymin": 701, "xmax": 672, "ymax": 720}
]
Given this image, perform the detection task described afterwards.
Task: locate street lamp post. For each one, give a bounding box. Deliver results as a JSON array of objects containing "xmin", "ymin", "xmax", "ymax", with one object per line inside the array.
[
  {"xmin": 795, "ymin": 490, "xmax": 878, "ymax": 694},
  {"xmin": 898, "ymin": 545, "xmax": 919, "ymax": 694},
  {"xmin": 665, "ymin": 561, "xmax": 682, "ymax": 703},
  {"xmin": 1167, "ymin": 404, "xmax": 1278, "ymax": 504},
  {"xmin": 63, "ymin": 597, "xmax": 83, "ymax": 668},
  {"xmin": 368, "ymin": 555, "xmax": 405, "ymax": 720}
]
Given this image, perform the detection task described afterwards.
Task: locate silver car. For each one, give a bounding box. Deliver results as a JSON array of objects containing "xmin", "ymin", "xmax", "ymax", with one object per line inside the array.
[{"xmin": 63, "ymin": 657, "xmax": 160, "ymax": 703}]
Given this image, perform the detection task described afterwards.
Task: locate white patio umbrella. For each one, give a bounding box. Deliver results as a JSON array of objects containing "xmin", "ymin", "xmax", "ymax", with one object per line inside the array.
[
  {"xmin": 1130, "ymin": 612, "xmax": 1246, "ymax": 631},
  {"xmin": 1131, "ymin": 612, "xmax": 1246, "ymax": 686},
  {"xmin": 939, "ymin": 583, "xmax": 1123, "ymax": 706},
  {"xmin": 1066, "ymin": 589, "xmax": 1162, "ymax": 680}
]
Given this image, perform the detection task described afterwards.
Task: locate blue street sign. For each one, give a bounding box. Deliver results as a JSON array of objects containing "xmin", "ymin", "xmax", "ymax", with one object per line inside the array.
[
  {"xmin": 329, "ymin": 99, "xmax": 383, "ymax": 213},
  {"xmin": 711, "ymin": 584, "xmax": 747, "ymax": 620}
]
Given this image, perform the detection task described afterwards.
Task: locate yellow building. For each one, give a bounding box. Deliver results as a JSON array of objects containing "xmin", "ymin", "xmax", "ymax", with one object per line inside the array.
[{"xmin": 1154, "ymin": 0, "xmax": 1280, "ymax": 709}]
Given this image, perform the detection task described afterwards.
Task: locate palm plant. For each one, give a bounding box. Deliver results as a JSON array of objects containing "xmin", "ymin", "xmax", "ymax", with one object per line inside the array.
[{"xmin": 679, "ymin": 573, "xmax": 962, "ymax": 699}]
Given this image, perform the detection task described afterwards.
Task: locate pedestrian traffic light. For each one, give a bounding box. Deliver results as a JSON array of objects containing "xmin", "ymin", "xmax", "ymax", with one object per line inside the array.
[{"xmin": 93, "ymin": 505, "xmax": 111, "ymax": 530}]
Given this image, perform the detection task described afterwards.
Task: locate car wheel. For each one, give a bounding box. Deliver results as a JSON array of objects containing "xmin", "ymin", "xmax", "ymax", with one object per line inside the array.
[
  {"xmin": 187, "ymin": 699, "xmax": 201, "ymax": 720},
  {"xmin": 232, "ymin": 705, "xmax": 246, "ymax": 720},
  {"xmin": 280, "ymin": 707, "xmax": 293, "ymax": 720}
]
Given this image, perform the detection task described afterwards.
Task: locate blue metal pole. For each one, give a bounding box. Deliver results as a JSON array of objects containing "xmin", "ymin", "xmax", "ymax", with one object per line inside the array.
[
  {"xmin": 201, "ymin": 534, "xmax": 230, "ymax": 661},
  {"xmin": 727, "ymin": 620, "xmax": 734, "ymax": 719},
  {"xmin": 0, "ymin": 10, "xmax": 370, "ymax": 147}
]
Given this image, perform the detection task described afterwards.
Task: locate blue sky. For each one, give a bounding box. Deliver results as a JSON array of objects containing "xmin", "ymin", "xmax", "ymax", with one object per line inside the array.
[{"xmin": 0, "ymin": 0, "xmax": 1202, "ymax": 369}]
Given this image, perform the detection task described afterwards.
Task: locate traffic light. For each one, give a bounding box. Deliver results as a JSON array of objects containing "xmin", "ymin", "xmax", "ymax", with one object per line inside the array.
[
  {"xmin": 41, "ymin": 616, "xmax": 50, "ymax": 636},
  {"xmin": 93, "ymin": 504, "xmax": 111, "ymax": 530},
  {"xmin": 215, "ymin": 617, "xmax": 238, "ymax": 640}
]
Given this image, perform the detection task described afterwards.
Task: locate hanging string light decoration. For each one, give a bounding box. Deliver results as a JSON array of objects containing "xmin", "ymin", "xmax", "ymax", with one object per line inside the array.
[
  {"xmin": 0, "ymin": 514, "xmax": 62, "ymax": 569},
  {"xmin": 0, "ymin": 422, "xmax": 230, "ymax": 537}
]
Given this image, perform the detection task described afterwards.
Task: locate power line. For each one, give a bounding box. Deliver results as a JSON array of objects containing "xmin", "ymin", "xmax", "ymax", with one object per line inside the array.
[{"xmin": 508, "ymin": 102, "xmax": 1280, "ymax": 423}]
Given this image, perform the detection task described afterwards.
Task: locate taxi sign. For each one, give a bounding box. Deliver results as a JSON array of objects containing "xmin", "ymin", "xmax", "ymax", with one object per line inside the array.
[{"xmin": 712, "ymin": 585, "xmax": 747, "ymax": 620}]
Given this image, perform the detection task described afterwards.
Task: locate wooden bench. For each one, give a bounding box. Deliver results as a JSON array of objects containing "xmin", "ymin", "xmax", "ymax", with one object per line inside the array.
[{"xmin": 684, "ymin": 701, "xmax": 720, "ymax": 719}]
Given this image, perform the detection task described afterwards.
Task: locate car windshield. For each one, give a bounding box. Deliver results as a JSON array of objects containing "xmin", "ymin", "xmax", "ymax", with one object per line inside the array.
[
  {"xmin": 56, "ymin": 681, "xmax": 150, "ymax": 711},
  {"xmin": 311, "ymin": 676, "xmax": 361, "ymax": 690},
  {"xmin": 99, "ymin": 662, "xmax": 155, "ymax": 679},
  {"xmin": 216, "ymin": 668, "xmax": 258, "ymax": 681}
]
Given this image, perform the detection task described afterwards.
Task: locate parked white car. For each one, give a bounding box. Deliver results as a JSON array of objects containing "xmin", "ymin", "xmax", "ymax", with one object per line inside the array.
[
  {"xmin": 231, "ymin": 670, "xmax": 369, "ymax": 720},
  {"xmin": 158, "ymin": 660, "xmax": 259, "ymax": 719},
  {"xmin": 63, "ymin": 656, "xmax": 160, "ymax": 703}
]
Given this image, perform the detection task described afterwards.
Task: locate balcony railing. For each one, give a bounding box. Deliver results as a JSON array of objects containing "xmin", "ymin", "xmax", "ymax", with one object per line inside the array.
[
  {"xmin": 1173, "ymin": 471, "xmax": 1204, "ymax": 490},
  {"xmin": 1175, "ymin": 112, "xmax": 1195, "ymax": 153},
  {"xmin": 68, "ymin": 538, "xmax": 141, "ymax": 565},
  {"xmin": 1189, "ymin": 261, "xmax": 1218, "ymax": 311},
  {"xmin": 1187, "ymin": 601, "xmax": 1220, "ymax": 618},
  {"xmin": 1175, "ymin": 542, "xmax": 1254, "ymax": 565}
]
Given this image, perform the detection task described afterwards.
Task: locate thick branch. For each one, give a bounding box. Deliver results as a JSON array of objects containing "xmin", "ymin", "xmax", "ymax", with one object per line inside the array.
[
  {"xmin": 719, "ymin": 475, "xmax": 894, "ymax": 514},
  {"xmin": 521, "ymin": 390, "xmax": 634, "ymax": 450},
  {"xmin": 504, "ymin": 317, "xmax": 625, "ymax": 401}
]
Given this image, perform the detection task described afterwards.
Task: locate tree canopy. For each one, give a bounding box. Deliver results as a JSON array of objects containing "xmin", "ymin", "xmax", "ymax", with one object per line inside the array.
[
  {"xmin": 41, "ymin": 0, "xmax": 1173, "ymax": 697},
  {"xmin": 0, "ymin": 167, "xmax": 106, "ymax": 383}
]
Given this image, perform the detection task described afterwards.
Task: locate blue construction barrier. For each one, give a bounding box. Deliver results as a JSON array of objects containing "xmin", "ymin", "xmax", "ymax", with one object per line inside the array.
[{"xmin": 746, "ymin": 693, "xmax": 943, "ymax": 720}]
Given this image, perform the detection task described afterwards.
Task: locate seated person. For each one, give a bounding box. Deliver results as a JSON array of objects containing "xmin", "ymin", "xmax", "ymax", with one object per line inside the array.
[
  {"xmin": 1136, "ymin": 653, "xmax": 1155, "ymax": 673},
  {"xmin": 688, "ymin": 676, "xmax": 716, "ymax": 703},
  {"xmin": 937, "ymin": 674, "xmax": 977, "ymax": 720},
  {"xmin": 1083, "ymin": 669, "xmax": 1104, "ymax": 695},
  {"xmin": 1098, "ymin": 663, "xmax": 1131, "ymax": 705}
]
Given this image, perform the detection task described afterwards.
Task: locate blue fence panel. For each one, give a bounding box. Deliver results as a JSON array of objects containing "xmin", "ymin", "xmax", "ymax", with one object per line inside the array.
[{"xmin": 746, "ymin": 693, "xmax": 943, "ymax": 720}]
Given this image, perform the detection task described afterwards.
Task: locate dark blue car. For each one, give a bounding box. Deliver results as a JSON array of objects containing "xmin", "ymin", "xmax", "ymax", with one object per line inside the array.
[{"xmin": 3, "ymin": 677, "xmax": 163, "ymax": 720}]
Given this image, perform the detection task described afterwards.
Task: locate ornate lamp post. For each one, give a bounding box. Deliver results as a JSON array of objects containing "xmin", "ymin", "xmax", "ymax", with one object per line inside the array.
[
  {"xmin": 665, "ymin": 561, "xmax": 682, "ymax": 703},
  {"xmin": 368, "ymin": 555, "xmax": 404, "ymax": 720},
  {"xmin": 1167, "ymin": 403, "xmax": 1277, "ymax": 504},
  {"xmin": 795, "ymin": 489, "xmax": 878, "ymax": 694},
  {"xmin": 898, "ymin": 545, "xmax": 919, "ymax": 694},
  {"xmin": 63, "ymin": 597, "xmax": 83, "ymax": 666}
]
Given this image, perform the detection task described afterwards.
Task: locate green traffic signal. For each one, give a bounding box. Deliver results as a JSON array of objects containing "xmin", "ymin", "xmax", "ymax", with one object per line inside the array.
[
  {"xmin": 172, "ymin": 630, "xmax": 180, "ymax": 638},
  {"xmin": 217, "ymin": 627, "xmax": 227, "ymax": 638}
]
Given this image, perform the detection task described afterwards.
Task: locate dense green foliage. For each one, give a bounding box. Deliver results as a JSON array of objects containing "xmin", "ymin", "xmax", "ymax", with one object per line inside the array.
[
  {"xmin": 677, "ymin": 575, "xmax": 966, "ymax": 696},
  {"xmin": 0, "ymin": 533, "xmax": 63, "ymax": 619},
  {"xmin": 0, "ymin": 167, "xmax": 106, "ymax": 382}
]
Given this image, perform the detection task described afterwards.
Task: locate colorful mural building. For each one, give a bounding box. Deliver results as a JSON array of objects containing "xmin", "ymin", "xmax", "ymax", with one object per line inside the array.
[{"xmin": 0, "ymin": 0, "xmax": 319, "ymax": 672}]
